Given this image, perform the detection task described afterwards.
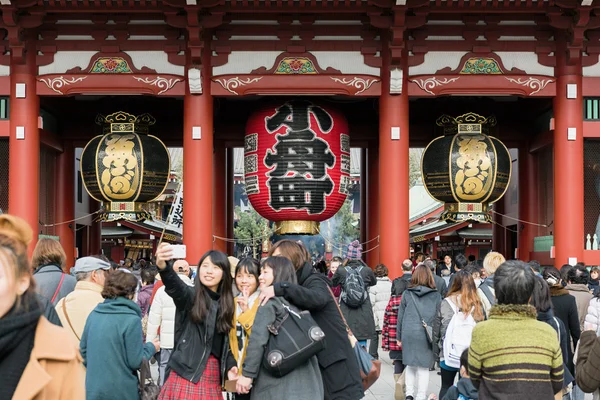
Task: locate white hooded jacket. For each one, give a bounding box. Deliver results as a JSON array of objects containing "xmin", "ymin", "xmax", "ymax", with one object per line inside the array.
[
  {"xmin": 369, "ymin": 277, "xmax": 392, "ymax": 331},
  {"xmin": 146, "ymin": 273, "xmax": 194, "ymax": 349}
]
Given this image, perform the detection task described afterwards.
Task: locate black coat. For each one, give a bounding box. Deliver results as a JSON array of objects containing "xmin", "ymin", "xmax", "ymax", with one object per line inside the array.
[
  {"xmin": 332, "ymin": 262, "xmax": 377, "ymax": 340},
  {"xmin": 160, "ymin": 261, "xmax": 235, "ymax": 384},
  {"xmin": 274, "ymin": 262, "xmax": 364, "ymax": 400},
  {"xmin": 537, "ymin": 308, "xmax": 575, "ymax": 388},
  {"xmin": 550, "ymin": 286, "xmax": 581, "ymax": 376}
]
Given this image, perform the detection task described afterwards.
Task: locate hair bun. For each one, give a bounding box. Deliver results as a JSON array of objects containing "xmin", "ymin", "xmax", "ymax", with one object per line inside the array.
[{"xmin": 0, "ymin": 215, "xmax": 33, "ymax": 246}]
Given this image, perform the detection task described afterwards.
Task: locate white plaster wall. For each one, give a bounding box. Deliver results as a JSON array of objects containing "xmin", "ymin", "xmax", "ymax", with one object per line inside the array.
[
  {"xmin": 213, "ymin": 51, "xmax": 380, "ymax": 76},
  {"xmin": 495, "ymin": 52, "xmax": 554, "ymax": 75},
  {"xmin": 583, "ymin": 60, "xmax": 600, "ymax": 77},
  {"xmin": 311, "ymin": 52, "xmax": 379, "ymax": 75},
  {"xmin": 408, "ymin": 51, "xmax": 554, "ymax": 76},
  {"xmin": 213, "ymin": 51, "xmax": 281, "ymax": 75},
  {"xmin": 38, "ymin": 50, "xmax": 184, "ymax": 75},
  {"xmin": 408, "ymin": 51, "xmax": 468, "ymax": 76},
  {"xmin": 0, "ymin": 66, "xmax": 10, "ymax": 76},
  {"xmin": 39, "ymin": 51, "xmax": 97, "ymax": 75},
  {"xmin": 125, "ymin": 51, "xmax": 184, "ymax": 75}
]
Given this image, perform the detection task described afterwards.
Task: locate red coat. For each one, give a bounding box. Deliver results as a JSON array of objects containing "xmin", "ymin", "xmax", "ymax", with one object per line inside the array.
[
  {"xmin": 327, "ymin": 271, "xmax": 341, "ymax": 299},
  {"xmin": 382, "ymin": 295, "xmax": 402, "ymax": 351}
]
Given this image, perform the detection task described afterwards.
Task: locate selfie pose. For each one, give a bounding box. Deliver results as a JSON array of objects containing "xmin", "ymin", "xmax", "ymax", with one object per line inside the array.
[{"xmin": 155, "ymin": 244, "xmax": 238, "ymax": 400}]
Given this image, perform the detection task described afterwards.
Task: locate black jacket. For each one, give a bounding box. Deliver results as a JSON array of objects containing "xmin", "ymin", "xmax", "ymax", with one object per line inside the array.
[
  {"xmin": 160, "ymin": 261, "xmax": 235, "ymax": 385},
  {"xmin": 550, "ymin": 286, "xmax": 581, "ymax": 375},
  {"xmin": 537, "ymin": 308, "xmax": 575, "ymax": 387},
  {"xmin": 274, "ymin": 262, "xmax": 364, "ymax": 400}
]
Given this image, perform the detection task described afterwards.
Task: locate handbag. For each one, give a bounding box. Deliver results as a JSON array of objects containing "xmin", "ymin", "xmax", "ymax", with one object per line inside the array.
[
  {"xmin": 395, "ymin": 370, "xmax": 406, "ymax": 400},
  {"xmin": 139, "ymin": 359, "xmax": 160, "ymax": 400},
  {"xmin": 408, "ymin": 292, "xmax": 433, "ymax": 345},
  {"xmin": 262, "ymin": 298, "xmax": 326, "ymax": 378},
  {"xmin": 328, "ymin": 286, "xmax": 381, "ymax": 390}
]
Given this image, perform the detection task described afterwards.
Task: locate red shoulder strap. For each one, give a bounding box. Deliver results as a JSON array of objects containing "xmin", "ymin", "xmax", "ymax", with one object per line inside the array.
[{"xmin": 51, "ymin": 273, "xmax": 66, "ymax": 303}]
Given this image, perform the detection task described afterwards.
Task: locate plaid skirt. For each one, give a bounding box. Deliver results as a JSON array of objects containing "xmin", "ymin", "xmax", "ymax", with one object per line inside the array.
[{"xmin": 159, "ymin": 355, "xmax": 222, "ymax": 400}]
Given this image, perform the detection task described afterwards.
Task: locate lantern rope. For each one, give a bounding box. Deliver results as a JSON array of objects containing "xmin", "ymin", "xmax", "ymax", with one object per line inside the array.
[
  {"xmin": 40, "ymin": 210, "xmax": 103, "ymax": 227},
  {"xmin": 490, "ymin": 210, "xmax": 548, "ymax": 228}
]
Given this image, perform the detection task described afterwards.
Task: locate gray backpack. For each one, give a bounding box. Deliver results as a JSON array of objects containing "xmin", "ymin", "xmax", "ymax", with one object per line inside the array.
[{"xmin": 341, "ymin": 266, "xmax": 368, "ymax": 308}]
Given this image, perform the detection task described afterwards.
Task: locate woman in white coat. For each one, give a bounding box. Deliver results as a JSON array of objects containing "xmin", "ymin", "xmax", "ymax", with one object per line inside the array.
[{"xmin": 369, "ymin": 264, "xmax": 392, "ymax": 359}]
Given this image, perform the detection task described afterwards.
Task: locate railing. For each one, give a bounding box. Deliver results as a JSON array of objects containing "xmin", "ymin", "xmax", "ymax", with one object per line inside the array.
[{"xmin": 586, "ymin": 234, "xmax": 600, "ymax": 250}]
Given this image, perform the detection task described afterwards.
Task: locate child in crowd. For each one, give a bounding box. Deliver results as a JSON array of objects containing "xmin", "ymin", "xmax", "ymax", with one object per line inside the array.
[
  {"xmin": 442, "ymin": 350, "xmax": 478, "ymax": 400},
  {"xmin": 589, "ymin": 267, "xmax": 600, "ymax": 294}
]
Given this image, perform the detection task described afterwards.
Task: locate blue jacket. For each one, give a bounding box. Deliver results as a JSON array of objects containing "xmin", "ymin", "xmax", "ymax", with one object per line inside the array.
[{"xmin": 81, "ymin": 297, "xmax": 156, "ymax": 400}]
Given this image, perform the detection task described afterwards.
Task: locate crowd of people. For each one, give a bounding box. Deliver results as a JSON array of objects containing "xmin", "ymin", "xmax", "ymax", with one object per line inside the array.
[{"xmin": 6, "ymin": 213, "xmax": 600, "ymax": 400}]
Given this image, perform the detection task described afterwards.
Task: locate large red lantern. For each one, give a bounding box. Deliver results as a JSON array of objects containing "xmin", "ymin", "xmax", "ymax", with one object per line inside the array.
[{"xmin": 245, "ymin": 101, "xmax": 350, "ymax": 235}]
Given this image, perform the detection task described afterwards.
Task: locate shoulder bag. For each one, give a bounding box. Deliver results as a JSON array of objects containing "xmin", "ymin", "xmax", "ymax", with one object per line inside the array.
[
  {"xmin": 327, "ymin": 286, "xmax": 381, "ymax": 390},
  {"xmin": 51, "ymin": 273, "xmax": 66, "ymax": 304},
  {"xmin": 60, "ymin": 297, "xmax": 81, "ymax": 341},
  {"xmin": 262, "ymin": 298, "xmax": 326, "ymax": 378},
  {"xmin": 408, "ymin": 292, "xmax": 434, "ymax": 345}
]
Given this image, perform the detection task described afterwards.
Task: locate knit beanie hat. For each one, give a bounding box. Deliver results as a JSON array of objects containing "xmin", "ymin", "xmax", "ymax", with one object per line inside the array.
[{"xmin": 347, "ymin": 240, "xmax": 362, "ymax": 260}]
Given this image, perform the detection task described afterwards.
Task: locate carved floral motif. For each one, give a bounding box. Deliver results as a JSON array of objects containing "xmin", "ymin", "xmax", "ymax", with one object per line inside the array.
[
  {"xmin": 214, "ymin": 77, "xmax": 263, "ymax": 95},
  {"xmin": 275, "ymin": 57, "xmax": 318, "ymax": 74},
  {"xmin": 411, "ymin": 77, "xmax": 460, "ymax": 95},
  {"xmin": 132, "ymin": 76, "xmax": 181, "ymax": 95},
  {"xmin": 460, "ymin": 58, "xmax": 503, "ymax": 75},
  {"xmin": 330, "ymin": 77, "xmax": 378, "ymax": 95},
  {"xmin": 90, "ymin": 57, "xmax": 133, "ymax": 74},
  {"xmin": 38, "ymin": 76, "xmax": 88, "ymax": 94}
]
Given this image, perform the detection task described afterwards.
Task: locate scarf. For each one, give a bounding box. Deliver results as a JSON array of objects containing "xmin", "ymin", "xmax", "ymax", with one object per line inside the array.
[{"xmin": 0, "ymin": 299, "xmax": 42, "ymax": 399}]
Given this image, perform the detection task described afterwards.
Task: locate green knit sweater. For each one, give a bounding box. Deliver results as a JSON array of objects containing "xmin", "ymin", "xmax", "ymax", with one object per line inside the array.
[{"xmin": 468, "ymin": 304, "xmax": 563, "ymax": 400}]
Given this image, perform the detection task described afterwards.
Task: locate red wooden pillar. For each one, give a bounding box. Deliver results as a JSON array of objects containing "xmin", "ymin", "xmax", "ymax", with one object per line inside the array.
[
  {"xmin": 379, "ymin": 48, "xmax": 409, "ymax": 279},
  {"xmin": 55, "ymin": 141, "xmax": 75, "ymax": 270},
  {"xmin": 517, "ymin": 146, "xmax": 538, "ymax": 261},
  {"xmin": 554, "ymin": 37, "xmax": 584, "ymax": 267},
  {"xmin": 183, "ymin": 47, "xmax": 214, "ymax": 265},
  {"xmin": 8, "ymin": 43, "xmax": 40, "ymax": 253},
  {"xmin": 366, "ymin": 143, "xmax": 380, "ymax": 268},
  {"xmin": 226, "ymin": 147, "xmax": 235, "ymax": 256},
  {"xmin": 213, "ymin": 141, "xmax": 227, "ymax": 252},
  {"xmin": 360, "ymin": 148, "xmax": 367, "ymax": 251}
]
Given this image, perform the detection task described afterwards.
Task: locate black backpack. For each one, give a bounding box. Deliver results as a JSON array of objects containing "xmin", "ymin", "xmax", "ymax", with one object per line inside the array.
[
  {"xmin": 341, "ymin": 266, "xmax": 368, "ymax": 308},
  {"xmin": 263, "ymin": 299, "xmax": 325, "ymax": 377}
]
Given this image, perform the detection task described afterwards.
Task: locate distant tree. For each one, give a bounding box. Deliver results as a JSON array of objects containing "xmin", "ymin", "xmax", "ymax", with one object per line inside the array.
[
  {"xmin": 409, "ymin": 148, "xmax": 422, "ymax": 189},
  {"xmin": 322, "ymin": 200, "xmax": 359, "ymax": 257},
  {"xmin": 234, "ymin": 206, "xmax": 272, "ymax": 258}
]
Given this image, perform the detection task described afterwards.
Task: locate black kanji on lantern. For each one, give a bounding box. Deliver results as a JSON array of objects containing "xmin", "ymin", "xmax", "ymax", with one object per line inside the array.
[{"xmin": 264, "ymin": 102, "xmax": 336, "ymax": 214}]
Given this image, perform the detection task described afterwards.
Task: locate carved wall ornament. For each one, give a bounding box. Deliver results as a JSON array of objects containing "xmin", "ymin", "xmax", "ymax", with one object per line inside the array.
[
  {"xmin": 411, "ymin": 77, "xmax": 460, "ymax": 95},
  {"xmin": 90, "ymin": 57, "xmax": 133, "ymax": 74},
  {"xmin": 132, "ymin": 76, "xmax": 182, "ymax": 95},
  {"xmin": 251, "ymin": 52, "xmax": 341, "ymax": 74},
  {"xmin": 390, "ymin": 68, "xmax": 403, "ymax": 94},
  {"xmin": 188, "ymin": 68, "xmax": 202, "ymax": 94},
  {"xmin": 330, "ymin": 77, "xmax": 378, "ymax": 95},
  {"xmin": 275, "ymin": 57, "xmax": 318, "ymax": 74},
  {"xmin": 39, "ymin": 76, "xmax": 88, "ymax": 94},
  {"xmin": 504, "ymin": 77, "xmax": 554, "ymax": 95},
  {"xmin": 214, "ymin": 77, "xmax": 263, "ymax": 95},
  {"xmin": 459, "ymin": 57, "xmax": 504, "ymax": 75}
]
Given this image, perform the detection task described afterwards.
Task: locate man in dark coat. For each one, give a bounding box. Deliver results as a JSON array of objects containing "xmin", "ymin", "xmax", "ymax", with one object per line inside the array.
[
  {"xmin": 391, "ymin": 259, "xmax": 414, "ymax": 295},
  {"xmin": 262, "ymin": 261, "xmax": 365, "ymax": 400},
  {"xmin": 424, "ymin": 259, "xmax": 447, "ymax": 297}
]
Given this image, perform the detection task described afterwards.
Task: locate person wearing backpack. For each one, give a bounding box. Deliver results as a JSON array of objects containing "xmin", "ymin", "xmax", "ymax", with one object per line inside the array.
[
  {"xmin": 442, "ymin": 350, "xmax": 478, "ymax": 400},
  {"xmin": 332, "ymin": 242, "xmax": 377, "ymax": 350},
  {"xmin": 433, "ymin": 270, "xmax": 484, "ymax": 399}
]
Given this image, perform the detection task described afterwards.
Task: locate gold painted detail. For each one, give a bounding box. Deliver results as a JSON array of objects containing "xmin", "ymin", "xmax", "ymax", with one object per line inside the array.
[
  {"xmin": 441, "ymin": 203, "xmax": 491, "ymax": 223},
  {"xmin": 459, "ymin": 57, "xmax": 503, "ymax": 75},
  {"xmin": 436, "ymin": 112, "xmax": 497, "ymax": 136},
  {"xmin": 330, "ymin": 77, "xmax": 379, "ymax": 95},
  {"xmin": 99, "ymin": 202, "xmax": 150, "ymax": 222},
  {"xmin": 454, "ymin": 134, "xmax": 493, "ymax": 201},
  {"xmin": 100, "ymin": 134, "xmax": 140, "ymax": 200},
  {"xmin": 90, "ymin": 57, "xmax": 132, "ymax": 74},
  {"xmin": 275, "ymin": 57, "xmax": 318, "ymax": 74},
  {"xmin": 96, "ymin": 111, "xmax": 156, "ymax": 134},
  {"xmin": 38, "ymin": 76, "xmax": 87, "ymax": 94},
  {"xmin": 275, "ymin": 220, "xmax": 320, "ymax": 235},
  {"xmin": 411, "ymin": 77, "xmax": 459, "ymax": 95}
]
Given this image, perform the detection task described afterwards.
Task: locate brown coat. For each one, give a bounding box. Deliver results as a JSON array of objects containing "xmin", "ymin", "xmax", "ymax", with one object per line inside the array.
[{"xmin": 13, "ymin": 316, "xmax": 85, "ymax": 400}]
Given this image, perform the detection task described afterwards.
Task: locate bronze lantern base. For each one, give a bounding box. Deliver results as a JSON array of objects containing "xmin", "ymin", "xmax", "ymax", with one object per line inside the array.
[
  {"xmin": 99, "ymin": 202, "xmax": 151, "ymax": 222},
  {"xmin": 441, "ymin": 203, "xmax": 492, "ymax": 223},
  {"xmin": 275, "ymin": 220, "xmax": 320, "ymax": 235}
]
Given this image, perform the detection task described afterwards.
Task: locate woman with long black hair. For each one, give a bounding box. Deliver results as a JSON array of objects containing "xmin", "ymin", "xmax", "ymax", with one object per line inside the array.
[{"xmin": 155, "ymin": 244, "xmax": 238, "ymax": 400}]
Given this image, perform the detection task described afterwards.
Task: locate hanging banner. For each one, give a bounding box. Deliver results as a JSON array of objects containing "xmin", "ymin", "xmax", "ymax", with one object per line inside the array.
[{"xmin": 168, "ymin": 182, "xmax": 183, "ymax": 229}]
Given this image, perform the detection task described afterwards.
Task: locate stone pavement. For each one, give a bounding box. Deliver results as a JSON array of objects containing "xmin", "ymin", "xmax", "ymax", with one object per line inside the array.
[{"xmin": 365, "ymin": 346, "xmax": 442, "ymax": 400}]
